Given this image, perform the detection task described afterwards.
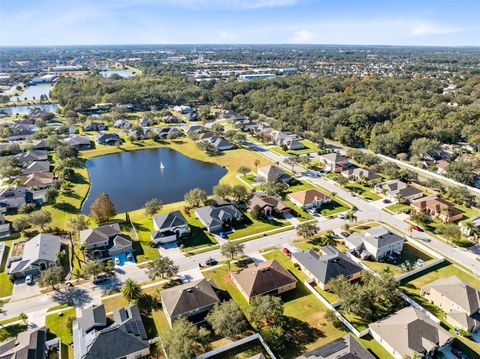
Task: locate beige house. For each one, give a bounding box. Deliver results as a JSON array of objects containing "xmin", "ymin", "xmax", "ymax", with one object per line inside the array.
[
  {"xmin": 320, "ymin": 153, "xmax": 349, "ymax": 173},
  {"xmin": 287, "ymin": 189, "xmax": 331, "ymax": 210},
  {"xmin": 369, "ymin": 307, "xmax": 453, "ymax": 359},
  {"xmin": 412, "ymin": 196, "xmax": 463, "ymax": 223},
  {"xmin": 230, "ymin": 259, "xmax": 297, "ymax": 302},
  {"xmin": 257, "ymin": 165, "xmax": 291, "ymax": 183},
  {"xmin": 421, "ymin": 276, "xmax": 480, "ymax": 332}
]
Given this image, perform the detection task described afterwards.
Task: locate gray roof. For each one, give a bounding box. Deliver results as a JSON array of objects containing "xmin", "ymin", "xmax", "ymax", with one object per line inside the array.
[
  {"xmin": 320, "ymin": 152, "xmax": 348, "ymax": 164},
  {"xmin": 0, "ymin": 327, "xmax": 47, "ymax": 359},
  {"xmin": 73, "ymin": 304, "xmax": 149, "ymax": 359},
  {"xmin": 64, "ymin": 135, "xmax": 91, "ymax": 146},
  {"xmin": 347, "ymin": 226, "xmax": 404, "ymax": 250},
  {"xmin": 79, "ymin": 224, "xmax": 120, "ymax": 246},
  {"xmin": 161, "ymin": 278, "xmax": 220, "ymax": 318},
  {"xmin": 195, "ymin": 205, "xmax": 242, "ymax": 229},
  {"xmin": 110, "ymin": 235, "xmax": 132, "ymax": 252},
  {"xmin": 9, "ymin": 233, "xmax": 61, "ymax": 275},
  {"xmin": 152, "ymin": 211, "xmax": 187, "ymax": 230},
  {"xmin": 208, "ymin": 136, "xmax": 233, "ymax": 149},
  {"xmin": 292, "ymin": 246, "xmax": 363, "ymax": 285},
  {"xmin": 20, "ymin": 161, "xmax": 50, "ymax": 175},
  {"xmin": 76, "ymin": 305, "xmax": 107, "ymax": 332},
  {"xmin": 296, "ymin": 334, "xmax": 375, "ymax": 359}
]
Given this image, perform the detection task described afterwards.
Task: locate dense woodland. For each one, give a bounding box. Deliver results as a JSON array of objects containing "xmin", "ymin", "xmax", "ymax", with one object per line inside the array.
[{"xmin": 51, "ymin": 72, "xmax": 480, "ymax": 158}]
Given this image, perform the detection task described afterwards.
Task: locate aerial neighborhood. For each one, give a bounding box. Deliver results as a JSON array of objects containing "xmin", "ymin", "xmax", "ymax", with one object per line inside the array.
[{"xmin": 1, "ymin": 40, "xmax": 480, "ymax": 359}]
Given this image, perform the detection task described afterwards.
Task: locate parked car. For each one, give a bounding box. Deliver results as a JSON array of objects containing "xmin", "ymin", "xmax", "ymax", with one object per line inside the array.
[
  {"xmin": 340, "ymin": 231, "xmax": 350, "ymax": 238},
  {"xmin": 338, "ymin": 213, "xmax": 346, "ymax": 219},
  {"xmin": 382, "ymin": 199, "xmax": 390, "ymax": 204},
  {"xmin": 93, "ymin": 275, "xmax": 110, "ymax": 284},
  {"xmin": 25, "ymin": 274, "xmax": 34, "ymax": 285},
  {"xmin": 205, "ymin": 258, "xmax": 218, "ymax": 266},
  {"xmin": 219, "ymin": 232, "xmax": 228, "ymax": 239},
  {"xmin": 411, "ymin": 225, "xmax": 423, "ymax": 232},
  {"xmin": 282, "ymin": 247, "xmax": 291, "ymax": 256},
  {"xmin": 114, "ymin": 257, "xmax": 120, "ymax": 265}
]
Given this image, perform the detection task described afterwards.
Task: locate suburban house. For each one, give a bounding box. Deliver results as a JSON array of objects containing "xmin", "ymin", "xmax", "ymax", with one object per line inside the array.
[
  {"xmin": 287, "ymin": 189, "xmax": 332, "ymax": 210},
  {"xmin": 460, "ymin": 215, "xmax": 480, "ymax": 236},
  {"xmin": 344, "ymin": 226, "xmax": 405, "ymax": 260},
  {"xmin": 248, "ymin": 194, "xmax": 291, "ymax": 216},
  {"xmin": 0, "ymin": 215, "xmax": 11, "ymax": 237},
  {"xmin": 73, "ymin": 304, "xmax": 150, "ymax": 359},
  {"xmin": 0, "ymin": 188, "xmax": 27, "ymax": 209},
  {"xmin": 96, "ymin": 133, "xmax": 123, "ymax": 146},
  {"xmin": 374, "ymin": 179, "xmax": 423, "ymax": 203},
  {"xmin": 0, "ymin": 327, "xmax": 47, "ymax": 359},
  {"xmin": 20, "ymin": 160, "xmax": 50, "ymax": 176},
  {"xmin": 291, "ymin": 246, "xmax": 363, "ymax": 290},
  {"xmin": 154, "ymin": 126, "xmax": 182, "ymax": 139},
  {"xmin": 270, "ymin": 130, "xmax": 305, "ymax": 150},
  {"xmin": 17, "ymin": 150, "xmax": 49, "ymax": 165},
  {"xmin": 183, "ymin": 124, "xmax": 204, "ymax": 134},
  {"xmin": 411, "ymin": 196, "xmax": 463, "ymax": 223},
  {"xmin": 341, "ymin": 167, "xmax": 378, "ymax": 181},
  {"xmin": 257, "ymin": 165, "xmax": 292, "ymax": 183},
  {"xmin": 421, "ymin": 276, "xmax": 480, "ymax": 332},
  {"xmin": 8, "ymin": 233, "xmax": 62, "ymax": 278},
  {"xmin": 230, "ymin": 259, "xmax": 297, "ymax": 302},
  {"xmin": 114, "ymin": 119, "xmax": 131, "ymax": 129},
  {"xmin": 319, "ymin": 153, "xmax": 349, "ymax": 173},
  {"xmin": 83, "ymin": 122, "xmax": 107, "ymax": 132},
  {"xmin": 195, "ymin": 204, "xmax": 243, "ymax": 233},
  {"xmin": 64, "ymin": 135, "xmax": 92, "ymax": 149},
  {"xmin": 160, "ymin": 278, "xmax": 220, "ymax": 326},
  {"xmin": 150, "ymin": 210, "xmax": 190, "ymax": 244},
  {"xmin": 80, "ymin": 223, "xmax": 132, "ymax": 259},
  {"xmin": 174, "ymin": 105, "xmax": 195, "ymax": 114},
  {"xmin": 129, "ymin": 128, "xmax": 147, "ymax": 140},
  {"xmin": 19, "ymin": 171, "xmax": 54, "ymax": 191},
  {"xmin": 296, "ymin": 334, "xmax": 375, "ymax": 359},
  {"xmin": 8, "ymin": 124, "xmax": 35, "ymax": 141},
  {"xmin": 207, "ymin": 136, "xmax": 234, "ymax": 151},
  {"xmin": 138, "ymin": 117, "xmax": 151, "ymax": 127},
  {"xmin": 32, "ymin": 139, "xmax": 52, "ymax": 151},
  {"xmin": 369, "ymin": 307, "xmax": 453, "ymax": 359}
]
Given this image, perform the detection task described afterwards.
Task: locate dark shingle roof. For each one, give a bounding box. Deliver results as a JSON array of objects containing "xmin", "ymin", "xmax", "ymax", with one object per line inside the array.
[
  {"xmin": 152, "ymin": 211, "xmax": 187, "ymax": 230},
  {"xmin": 296, "ymin": 334, "xmax": 375, "ymax": 359}
]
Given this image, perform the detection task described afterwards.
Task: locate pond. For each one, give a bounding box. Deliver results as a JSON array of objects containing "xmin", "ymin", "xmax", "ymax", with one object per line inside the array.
[
  {"xmin": 0, "ymin": 103, "xmax": 58, "ymax": 115},
  {"xmin": 10, "ymin": 83, "xmax": 53, "ymax": 101},
  {"xmin": 81, "ymin": 148, "xmax": 227, "ymax": 214},
  {"xmin": 100, "ymin": 69, "xmax": 135, "ymax": 78}
]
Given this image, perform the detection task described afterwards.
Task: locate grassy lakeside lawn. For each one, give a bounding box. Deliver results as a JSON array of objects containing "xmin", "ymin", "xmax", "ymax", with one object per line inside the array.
[
  {"xmin": 203, "ymin": 257, "xmax": 346, "ymax": 358},
  {"xmin": 362, "ymin": 242, "xmax": 434, "ymax": 276},
  {"xmin": 270, "ymin": 140, "xmax": 319, "ymax": 156},
  {"xmin": 399, "ymin": 261, "xmax": 480, "ymax": 356}
]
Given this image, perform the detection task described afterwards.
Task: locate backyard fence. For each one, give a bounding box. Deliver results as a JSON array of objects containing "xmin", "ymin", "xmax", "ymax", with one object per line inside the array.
[{"xmin": 394, "ymin": 258, "xmax": 445, "ymax": 282}]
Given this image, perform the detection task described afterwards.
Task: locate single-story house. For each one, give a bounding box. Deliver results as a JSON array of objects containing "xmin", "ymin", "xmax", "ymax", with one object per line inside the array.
[
  {"xmin": 150, "ymin": 210, "xmax": 190, "ymax": 244},
  {"xmin": 96, "ymin": 133, "xmax": 123, "ymax": 146},
  {"xmin": 287, "ymin": 189, "xmax": 332, "ymax": 210},
  {"xmin": 8, "ymin": 124, "xmax": 35, "ymax": 141},
  {"xmin": 319, "ymin": 153, "xmax": 349, "ymax": 173},
  {"xmin": 284, "ymin": 137, "xmax": 305, "ymax": 150},
  {"xmin": 17, "ymin": 150, "xmax": 49, "ymax": 165},
  {"xmin": 73, "ymin": 304, "xmax": 150, "ymax": 359},
  {"xmin": 114, "ymin": 119, "xmax": 131, "ymax": 129},
  {"xmin": 195, "ymin": 205, "xmax": 243, "ymax": 233},
  {"xmin": 174, "ymin": 105, "xmax": 195, "ymax": 114},
  {"xmin": 183, "ymin": 124, "xmax": 204, "ymax": 134},
  {"xmin": 341, "ymin": 167, "xmax": 378, "ymax": 181},
  {"xmin": 207, "ymin": 136, "xmax": 234, "ymax": 151},
  {"xmin": 32, "ymin": 139, "xmax": 51, "ymax": 151},
  {"xmin": 231, "ymin": 259, "xmax": 297, "ymax": 302},
  {"xmin": 296, "ymin": 334, "xmax": 375, "ymax": 359},
  {"xmin": 19, "ymin": 171, "xmax": 54, "ymax": 191},
  {"xmin": 63, "ymin": 135, "xmax": 92, "ymax": 149},
  {"xmin": 0, "ymin": 188, "xmax": 26, "ymax": 209},
  {"xmin": 19, "ymin": 160, "xmax": 50, "ymax": 176},
  {"xmin": 257, "ymin": 165, "xmax": 292, "ymax": 183},
  {"xmin": 421, "ymin": 276, "xmax": 480, "ymax": 332},
  {"xmin": 344, "ymin": 226, "xmax": 404, "ymax": 260},
  {"xmin": 374, "ymin": 179, "xmax": 423, "ymax": 203},
  {"xmin": 248, "ymin": 194, "xmax": 291, "ymax": 216},
  {"xmin": 0, "ymin": 327, "xmax": 47, "ymax": 359},
  {"xmin": 8, "ymin": 233, "xmax": 62, "ymax": 278},
  {"xmin": 161, "ymin": 278, "xmax": 220, "ymax": 326},
  {"xmin": 129, "ymin": 128, "xmax": 147, "ymax": 140},
  {"xmin": 369, "ymin": 307, "xmax": 453, "ymax": 359},
  {"xmin": 270, "ymin": 130, "xmax": 305, "ymax": 150},
  {"xmin": 291, "ymin": 246, "xmax": 363, "ymax": 290},
  {"xmin": 0, "ymin": 215, "xmax": 12, "ymax": 238},
  {"xmin": 411, "ymin": 196, "xmax": 463, "ymax": 223},
  {"xmin": 84, "ymin": 122, "xmax": 106, "ymax": 132},
  {"xmin": 138, "ymin": 117, "xmax": 151, "ymax": 127}
]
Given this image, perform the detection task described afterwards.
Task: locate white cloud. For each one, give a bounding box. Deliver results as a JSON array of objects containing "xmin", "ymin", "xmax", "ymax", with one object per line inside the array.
[
  {"xmin": 291, "ymin": 30, "xmax": 314, "ymax": 43},
  {"xmin": 410, "ymin": 22, "xmax": 464, "ymax": 36}
]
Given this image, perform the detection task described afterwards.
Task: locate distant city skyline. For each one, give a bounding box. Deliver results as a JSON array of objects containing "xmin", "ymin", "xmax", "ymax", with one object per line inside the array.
[{"xmin": 1, "ymin": 0, "xmax": 479, "ymax": 47}]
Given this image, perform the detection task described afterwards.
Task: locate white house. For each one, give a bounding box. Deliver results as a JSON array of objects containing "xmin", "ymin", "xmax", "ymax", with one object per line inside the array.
[
  {"xmin": 344, "ymin": 226, "xmax": 404, "ymax": 260},
  {"xmin": 150, "ymin": 211, "xmax": 190, "ymax": 244}
]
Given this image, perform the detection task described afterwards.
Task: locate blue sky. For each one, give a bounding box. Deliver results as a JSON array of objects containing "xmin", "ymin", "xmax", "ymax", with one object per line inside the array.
[{"xmin": 1, "ymin": 0, "xmax": 479, "ymax": 46}]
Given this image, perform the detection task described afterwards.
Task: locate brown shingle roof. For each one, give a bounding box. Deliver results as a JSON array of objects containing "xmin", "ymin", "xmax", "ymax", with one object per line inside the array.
[
  {"xmin": 288, "ymin": 189, "xmax": 331, "ymax": 206},
  {"xmin": 248, "ymin": 195, "xmax": 290, "ymax": 212},
  {"xmin": 231, "ymin": 259, "xmax": 296, "ymax": 298}
]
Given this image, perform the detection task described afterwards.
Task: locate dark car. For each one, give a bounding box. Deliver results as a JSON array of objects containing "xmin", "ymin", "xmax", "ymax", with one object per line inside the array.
[
  {"xmin": 219, "ymin": 232, "xmax": 228, "ymax": 239},
  {"xmin": 340, "ymin": 231, "xmax": 350, "ymax": 238},
  {"xmin": 205, "ymin": 258, "xmax": 218, "ymax": 266},
  {"xmin": 93, "ymin": 275, "xmax": 111, "ymax": 284},
  {"xmin": 382, "ymin": 199, "xmax": 390, "ymax": 204},
  {"xmin": 412, "ymin": 225, "xmax": 423, "ymax": 232}
]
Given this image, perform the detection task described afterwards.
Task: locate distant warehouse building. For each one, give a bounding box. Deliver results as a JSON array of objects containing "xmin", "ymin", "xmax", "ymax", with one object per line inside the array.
[
  {"xmin": 30, "ymin": 74, "xmax": 57, "ymax": 84},
  {"xmin": 238, "ymin": 73, "xmax": 276, "ymax": 81}
]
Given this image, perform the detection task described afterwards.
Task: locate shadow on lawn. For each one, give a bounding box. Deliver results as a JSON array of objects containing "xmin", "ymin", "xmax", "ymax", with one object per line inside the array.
[
  {"xmin": 283, "ymin": 316, "xmax": 324, "ymax": 357},
  {"xmin": 52, "ymin": 202, "xmax": 79, "ymax": 214},
  {"xmin": 0, "ymin": 324, "xmax": 28, "ymax": 342}
]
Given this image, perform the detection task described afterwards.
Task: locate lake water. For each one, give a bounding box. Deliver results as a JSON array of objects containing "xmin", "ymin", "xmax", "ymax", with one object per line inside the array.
[
  {"xmin": 0, "ymin": 103, "xmax": 58, "ymax": 115},
  {"xmin": 100, "ymin": 70, "xmax": 135, "ymax": 78},
  {"xmin": 81, "ymin": 148, "xmax": 227, "ymax": 214},
  {"xmin": 10, "ymin": 83, "xmax": 53, "ymax": 101}
]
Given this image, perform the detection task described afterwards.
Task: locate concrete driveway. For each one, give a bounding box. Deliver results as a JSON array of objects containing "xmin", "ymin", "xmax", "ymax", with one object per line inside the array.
[
  {"xmin": 158, "ymin": 242, "xmax": 185, "ymax": 260},
  {"xmin": 11, "ymin": 278, "xmax": 41, "ymax": 301}
]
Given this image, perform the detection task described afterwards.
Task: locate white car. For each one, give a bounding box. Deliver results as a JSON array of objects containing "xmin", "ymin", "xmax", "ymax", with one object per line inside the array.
[
  {"xmin": 25, "ymin": 274, "xmax": 34, "ymax": 285},
  {"xmin": 338, "ymin": 213, "xmax": 346, "ymax": 219},
  {"xmin": 114, "ymin": 257, "xmax": 120, "ymax": 265}
]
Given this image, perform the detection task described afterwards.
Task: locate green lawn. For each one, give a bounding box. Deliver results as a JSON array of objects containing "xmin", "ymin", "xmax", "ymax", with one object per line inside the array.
[
  {"xmin": 45, "ymin": 308, "xmax": 76, "ymax": 345},
  {"xmin": 228, "ymin": 213, "xmax": 288, "ymax": 240},
  {"xmin": 284, "ymin": 200, "xmax": 313, "ymax": 221},
  {"xmin": 362, "ymin": 242, "xmax": 434, "ymax": 276},
  {"xmin": 385, "ymin": 203, "xmax": 411, "ymax": 214},
  {"xmin": 270, "ymin": 140, "xmax": 319, "ymax": 156},
  {"xmin": 319, "ymin": 199, "xmax": 349, "ymax": 217},
  {"xmin": 0, "ymin": 239, "xmax": 14, "ymax": 297},
  {"xmin": 345, "ymin": 182, "xmax": 381, "ymax": 201},
  {"xmin": 0, "ymin": 323, "xmax": 27, "ymax": 342},
  {"xmin": 209, "ymin": 339, "xmax": 272, "ymax": 359},
  {"xmin": 359, "ymin": 335, "xmax": 394, "ymax": 359}
]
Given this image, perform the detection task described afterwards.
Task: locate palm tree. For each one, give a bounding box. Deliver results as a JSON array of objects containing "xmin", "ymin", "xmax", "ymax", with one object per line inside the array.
[
  {"xmin": 330, "ymin": 192, "xmax": 337, "ymax": 201},
  {"xmin": 462, "ymin": 220, "xmax": 475, "ymax": 236},
  {"xmin": 19, "ymin": 313, "xmax": 28, "ymax": 326},
  {"xmin": 345, "ymin": 211, "xmax": 357, "ymax": 224},
  {"xmin": 322, "ymin": 230, "xmax": 336, "ymax": 246},
  {"xmin": 121, "ymin": 278, "xmax": 142, "ymax": 302},
  {"xmin": 394, "ymin": 193, "xmax": 404, "ymax": 207}
]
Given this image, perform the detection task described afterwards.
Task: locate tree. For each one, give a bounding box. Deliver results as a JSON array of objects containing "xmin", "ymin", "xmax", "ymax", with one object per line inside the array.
[
  {"xmin": 231, "ymin": 184, "xmax": 249, "ymax": 202},
  {"xmin": 394, "ymin": 193, "xmax": 404, "ymax": 205},
  {"xmin": 144, "ymin": 198, "xmax": 162, "ymax": 217},
  {"xmin": 213, "ymin": 184, "xmax": 232, "ymax": 200},
  {"xmin": 206, "ymin": 300, "xmax": 247, "ymax": 338},
  {"xmin": 322, "ymin": 230, "xmax": 336, "ymax": 246},
  {"xmin": 90, "ymin": 193, "xmax": 116, "ymax": 223},
  {"xmin": 45, "ymin": 188, "xmax": 59, "ymax": 204},
  {"xmin": 67, "ymin": 214, "xmax": 90, "ymax": 232},
  {"xmin": 220, "ymin": 242, "xmax": 244, "ymax": 268},
  {"xmin": 38, "ymin": 266, "xmax": 64, "ymax": 292},
  {"xmin": 146, "ymin": 256, "xmax": 179, "ymax": 280},
  {"xmin": 19, "ymin": 313, "xmax": 28, "ymax": 326},
  {"xmin": 284, "ymin": 156, "xmax": 297, "ymax": 172},
  {"xmin": 13, "ymin": 216, "xmax": 30, "ymax": 233},
  {"xmin": 83, "ymin": 260, "xmax": 105, "ymax": 280},
  {"xmin": 409, "ymin": 137, "xmax": 441, "ymax": 160},
  {"xmin": 251, "ymin": 204, "xmax": 264, "ymax": 220},
  {"xmin": 248, "ymin": 295, "xmax": 284, "ymax": 328},
  {"xmin": 410, "ymin": 211, "xmax": 432, "ymax": 226},
  {"xmin": 325, "ymin": 309, "xmax": 344, "ymax": 329},
  {"xmin": 336, "ymin": 175, "xmax": 348, "ymax": 186},
  {"xmin": 121, "ymin": 279, "xmax": 142, "ymax": 302},
  {"xmin": 28, "ymin": 210, "xmax": 52, "ymax": 230},
  {"xmin": 237, "ymin": 166, "xmax": 251, "ymax": 177},
  {"xmin": 253, "ymin": 158, "xmax": 261, "ymax": 170},
  {"xmin": 445, "ymin": 160, "xmax": 476, "ymax": 186},
  {"xmin": 436, "ymin": 223, "xmax": 462, "ymax": 244},
  {"xmin": 344, "ymin": 211, "xmax": 357, "ymax": 223},
  {"xmin": 260, "ymin": 325, "xmax": 287, "ymax": 352},
  {"xmin": 184, "ymin": 188, "xmax": 208, "ymax": 208},
  {"xmin": 296, "ymin": 222, "xmax": 319, "ymax": 239},
  {"xmin": 161, "ymin": 317, "xmax": 210, "ymax": 359}
]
